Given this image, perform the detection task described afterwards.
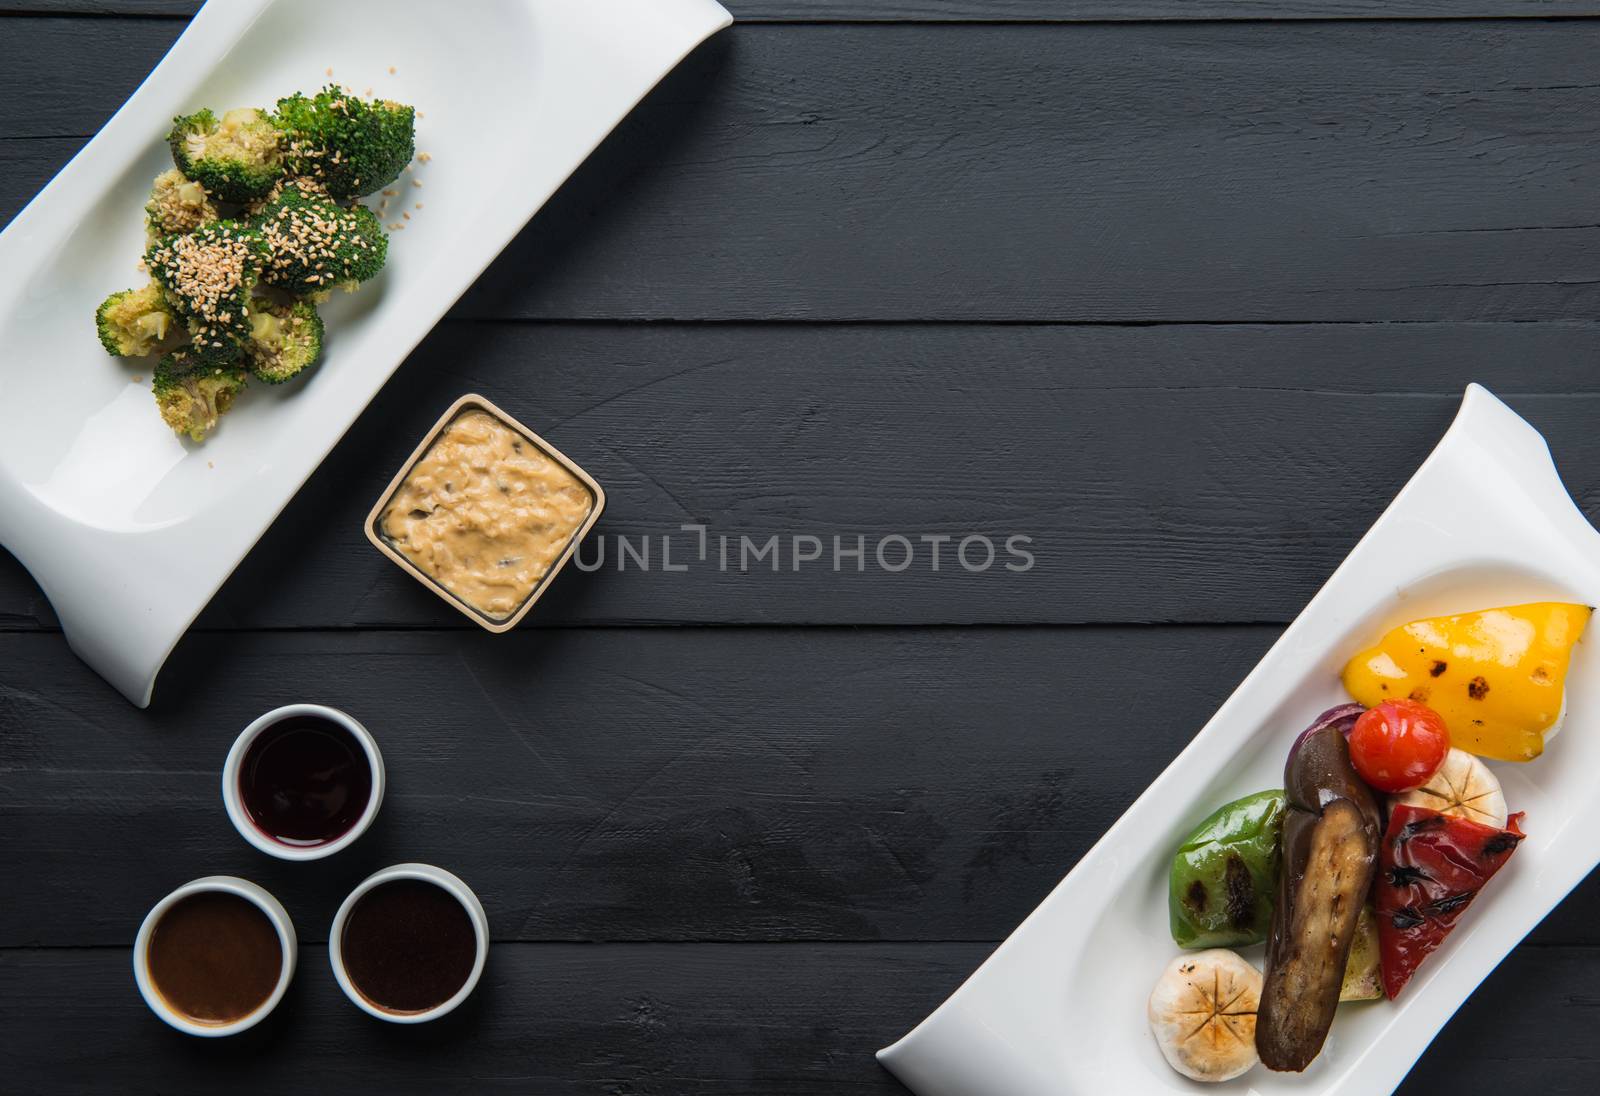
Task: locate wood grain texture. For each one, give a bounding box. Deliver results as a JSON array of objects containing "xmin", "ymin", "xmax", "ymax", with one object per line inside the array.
[
  {"xmin": 3, "ymin": 942, "xmax": 1599, "ymax": 1094},
  {"xmin": 5, "ymin": 322, "xmax": 1600, "ymax": 631},
  {"xmin": 4, "ymin": 627, "xmax": 1598, "ymax": 948},
  {"xmin": 3, "ymin": 6, "xmax": 1599, "ymax": 1094},
  {"xmin": 4, "ymin": 1, "xmax": 1599, "ymax": 20},
  {"xmin": 4, "ymin": 20, "xmax": 1600, "ymax": 321}
]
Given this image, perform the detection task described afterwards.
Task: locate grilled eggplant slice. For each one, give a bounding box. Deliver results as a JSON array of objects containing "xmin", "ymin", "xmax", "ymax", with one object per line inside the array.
[{"xmin": 1256, "ymin": 724, "xmax": 1381, "ymax": 1072}]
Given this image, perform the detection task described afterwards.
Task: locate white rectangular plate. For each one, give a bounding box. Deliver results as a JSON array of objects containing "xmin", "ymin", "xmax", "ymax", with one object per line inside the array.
[
  {"xmin": 880, "ymin": 385, "xmax": 1600, "ymax": 1095},
  {"xmin": 0, "ymin": 0, "xmax": 731, "ymax": 706}
]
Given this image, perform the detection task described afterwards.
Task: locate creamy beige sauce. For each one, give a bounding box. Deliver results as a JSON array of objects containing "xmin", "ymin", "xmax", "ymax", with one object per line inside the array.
[{"xmin": 380, "ymin": 410, "xmax": 594, "ymax": 620}]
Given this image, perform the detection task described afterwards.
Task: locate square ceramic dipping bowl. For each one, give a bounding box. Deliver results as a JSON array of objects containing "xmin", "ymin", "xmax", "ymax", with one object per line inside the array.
[{"xmin": 364, "ymin": 394, "xmax": 605, "ymax": 633}]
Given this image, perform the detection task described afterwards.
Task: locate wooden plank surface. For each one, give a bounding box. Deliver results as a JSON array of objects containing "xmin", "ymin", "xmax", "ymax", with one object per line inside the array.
[
  {"xmin": 6, "ymin": 322, "xmax": 1600, "ymax": 631},
  {"xmin": 5, "ymin": 20, "xmax": 1600, "ymax": 322},
  {"xmin": 4, "ymin": 627, "xmax": 1598, "ymax": 948},
  {"xmin": 4, "ymin": 943, "xmax": 1599, "ymax": 1095},
  {"xmin": 5, "ymin": 3, "xmax": 1600, "ymax": 1094},
  {"xmin": 5, "ymin": 1, "xmax": 1599, "ymax": 20}
]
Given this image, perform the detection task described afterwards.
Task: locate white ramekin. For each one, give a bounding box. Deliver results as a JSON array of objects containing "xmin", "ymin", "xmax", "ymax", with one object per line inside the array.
[
  {"xmin": 133, "ymin": 876, "xmax": 297, "ymax": 1037},
  {"xmin": 329, "ymin": 863, "xmax": 490, "ymax": 1023},
  {"xmin": 222, "ymin": 703, "xmax": 386, "ymax": 861}
]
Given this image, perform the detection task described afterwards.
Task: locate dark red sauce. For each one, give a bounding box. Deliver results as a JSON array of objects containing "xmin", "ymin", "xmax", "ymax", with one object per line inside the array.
[
  {"xmin": 342, "ymin": 879, "xmax": 477, "ymax": 1013},
  {"xmin": 239, "ymin": 715, "xmax": 372, "ymax": 846}
]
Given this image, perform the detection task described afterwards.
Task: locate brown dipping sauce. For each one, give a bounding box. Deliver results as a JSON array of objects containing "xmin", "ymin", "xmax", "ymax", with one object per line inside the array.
[
  {"xmin": 147, "ymin": 891, "xmax": 282, "ymax": 1025},
  {"xmin": 342, "ymin": 879, "xmax": 477, "ymax": 1014},
  {"xmin": 239, "ymin": 715, "xmax": 372, "ymax": 846}
]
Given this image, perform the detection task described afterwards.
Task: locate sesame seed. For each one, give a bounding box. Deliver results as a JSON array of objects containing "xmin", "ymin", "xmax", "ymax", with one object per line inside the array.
[
  {"xmin": 411, "ymin": 179, "xmax": 422, "ymax": 189},
  {"xmin": 402, "ymin": 212, "xmax": 410, "ymax": 220},
  {"xmin": 325, "ymin": 66, "xmax": 333, "ymax": 76},
  {"xmin": 388, "ymin": 66, "xmax": 397, "ymax": 75},
  {"xmin": 415, "ymin": 202, "xmax": 423, "ymax": 210},
  {"xmin": 418, "ymin": 152, "xmax": 432, "ymax": 163},
  {"xmin": 383, "ymin": 189, "xmax": 398, "ymax": 197}
]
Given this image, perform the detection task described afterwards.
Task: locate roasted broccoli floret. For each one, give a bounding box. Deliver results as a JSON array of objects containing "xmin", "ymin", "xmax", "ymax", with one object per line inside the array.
[
  {"xmin": 153, "ymin": 352, "xmax": 248, "ymax": 442},
  {"xmin": 145, "ymin": 168, "xmax": 219, "ymax": 241},
  {"xmin": 254, "ymin": 182, "xmax": 387, "ymax": 295},
  {"xmin": 145, "ymin": 220, "xmax": 263, "ymax": 354},
  {"xmin": 168, "ymin": 107, "xmax": 283, "ymax": 202},
  {"xmin": 242, "ymin": 173, "xmax": 329, "ymax": 218},
  {"xmin": 275, "ymin": 87, "xmax": 414, "ymax": 199},
  {"xmin": 245, "ymin": 297, "xmax": 324, "ymax": 384},
  {"xmin": 95, "ymin": 284, "xmax": 176, "ymax": 357}
]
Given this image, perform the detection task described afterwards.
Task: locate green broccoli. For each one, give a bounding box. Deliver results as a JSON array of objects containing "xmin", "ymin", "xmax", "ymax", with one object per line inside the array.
[
  {"xmin": 168, "ymin": 107, "xmax": 283, "ymax": 202},
  {"xmin": 242, "ymin": 174, "xmax": 329, "ymax": 218},
  {"xmin": 245, "ymin": 297, "xmax": 324, "ymax": 384},
  {"xmin": 145, "ymin": 168, "xmax": 219, "ymax": 241},
  {"xmin": 254, "ymin": 182, "xmax": 387, "ymax": 296},
  {"xmin": 96, "ymin": 284, "xmax": 176, "ymax": 357},
  {"xmin": 274, "ymin": 87, "xmax": 415, "ymax": 199},
  {"xmin": 153, "ymin": 352, "xmax": 248, "ymax": 442},
  {"xmin": 145, "ymin": 220, "xmax": 264, "ymax": 354}
]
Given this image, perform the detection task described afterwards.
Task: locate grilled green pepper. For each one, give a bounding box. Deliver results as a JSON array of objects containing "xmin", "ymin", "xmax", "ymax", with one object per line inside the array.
[{"xmin": 1169, "ymin": 789, "xmax": 1286, "ymax": 948}]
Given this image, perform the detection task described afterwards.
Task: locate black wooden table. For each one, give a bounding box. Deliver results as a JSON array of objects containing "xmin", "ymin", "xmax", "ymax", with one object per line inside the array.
[{"xmin": 3, "ymin": 2, "xmax": 1599, "ymax": 1092}]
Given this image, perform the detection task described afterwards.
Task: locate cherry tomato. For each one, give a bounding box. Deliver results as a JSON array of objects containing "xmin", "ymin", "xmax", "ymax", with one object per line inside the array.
[{"xmin": 1348, "ymin": 700, "xmax": 1450, "ymax": 793}]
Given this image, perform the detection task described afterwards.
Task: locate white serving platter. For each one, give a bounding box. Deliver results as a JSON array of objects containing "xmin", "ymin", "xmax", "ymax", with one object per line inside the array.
[
  {"xmin": 880, "ymin": 385, "xmax": 1600, "ymax": 1095},
  {"xmin": 0, "ymin": 0, "xmax": 731, "ymax": 706}
]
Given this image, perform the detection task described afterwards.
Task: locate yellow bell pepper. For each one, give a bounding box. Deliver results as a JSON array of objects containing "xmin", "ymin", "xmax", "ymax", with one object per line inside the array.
[{"xmin": 1342, "ymin": 602, "xmax": 1591, "ymax": 762}]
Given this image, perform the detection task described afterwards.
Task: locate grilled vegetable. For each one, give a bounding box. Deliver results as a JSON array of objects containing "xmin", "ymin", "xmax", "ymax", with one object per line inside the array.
[
  {"xmin": 1339, "ymin": 904, "xmax": 1383, "ymax": 1002},
  {"xmin": 1348, "ymin": 699, "xmax": 1449, "ymax": 793},
  {"xmin": 1287, "ymin": 703, "xmax": 1364, "ymax": 758},
  {"xmin": 1391, "ymin": 747, "xmax": 1507, "ymax": 830},
  {"xmin": 1169, "ymin": 790, "xmax": 1285, "ymax": 949},
  {"xmin": 1343, "ymin": 602, "xmax": 1591, "ymax": 762},
  {"xmin": 1148, "ymin": 949, "xmax": 1262, "ymax": 1083},
  {"xmin": 1375, "ymin": 805, "xmax": 1524, "ymax": 999},
  {"xmin": 1256, "ymin": 722, "xmax": 1382, "ymax": 1072}
]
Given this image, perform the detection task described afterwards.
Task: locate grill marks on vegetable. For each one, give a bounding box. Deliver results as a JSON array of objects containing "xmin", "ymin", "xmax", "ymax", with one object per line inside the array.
[
  {"xmin": 1389, "ymin": 890, "xmax": 1473, "ymax": 932},
  {"xmin": 1390, "ymin": 907, "xmax": 1426, "ymax": 930},
  {"xmin": 1181, "ymin": 853, "xmax": 1259, "ymax": 933},
  {"xmin": 1387, "ymin": 864, "xmax": 1429, "ymax": 887},
  {"xmin": 1374, "ymin": 805, "xmax": 1526, "ymax": 999},
  {"xmin": 1175, "ymin": 969, "xmax": 1254, "ymax": 1050},
  {"xmin": 1480, "ymin": 832, "xmax": 1521, "ymax": 857},
  {"xmin": 1400, "ymin": 813, "xmax": 1446, "ymax": 840},
  {"xmin": 1222, "ymin": 854, "xmax": 1255, "ymax": 933}
]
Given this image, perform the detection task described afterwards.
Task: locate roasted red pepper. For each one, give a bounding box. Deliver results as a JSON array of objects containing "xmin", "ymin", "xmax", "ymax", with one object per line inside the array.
[{"xmin": 1374, "ymin": 804, "xmax": 1525, "ymax": 999}]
